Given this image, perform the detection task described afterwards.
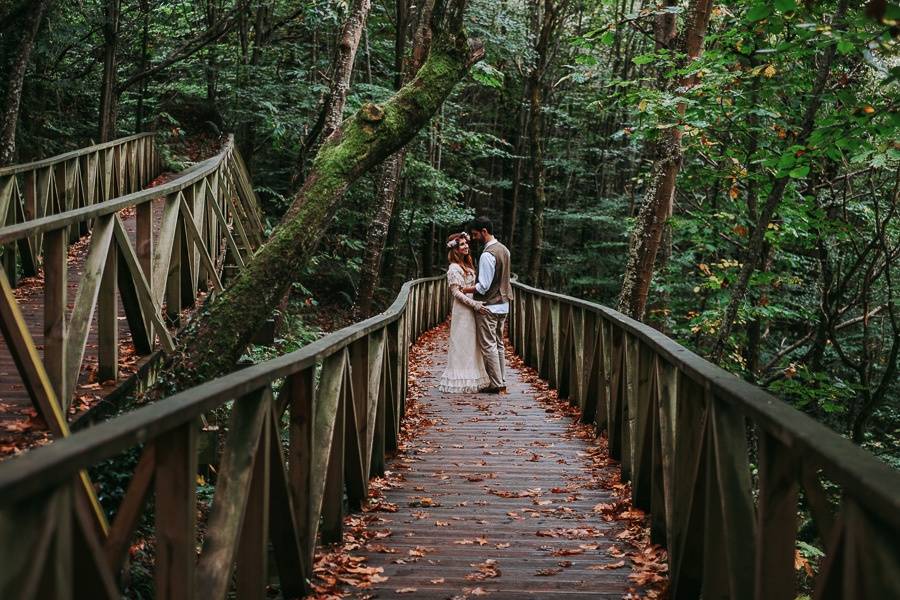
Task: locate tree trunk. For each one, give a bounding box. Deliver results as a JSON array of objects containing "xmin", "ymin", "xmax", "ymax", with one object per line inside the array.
[
  {"xmin": 525, "ymin": 0, "xmax": 568, "ymax": 285},
  {"xmin": 355, "ymin": 151, "xmax": 404, "ymax": 317},
  {"xmin": 0, "ymin": 0, "xmax": 51, "ymax": 165},
  {"xmin": 99, "ymin": 0, "xmax": 121, "ymax": 142},
  {"xmin": 711, "ymin": 0, "xmax": 848, "ymax": 360},
  {"xmin": 322, "ymin": 0, "xmax": 372, "ymax": 138},
  {"xmin": 617, "ymin": 0, "xmax": 712, "ymax": 320},
  {"xmin": 526, "ymin": 76, "xmax": 546, "ymax": 283},
  {"xmin": 148, "ymin": 0, "xmax": 483, "ymax": 397},
  {"xmin": 354, "ymin": 0, "xmax": 434, "ymax": 319},
  {"xmin": 135, "ymin": 0, "xmax": 151, "ymax": 132}
]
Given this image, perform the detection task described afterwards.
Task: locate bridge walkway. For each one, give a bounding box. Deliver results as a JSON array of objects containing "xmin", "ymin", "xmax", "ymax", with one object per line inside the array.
[{"xmin": 315, "ymin": 325, "xmax": 663, "ymax": 598}]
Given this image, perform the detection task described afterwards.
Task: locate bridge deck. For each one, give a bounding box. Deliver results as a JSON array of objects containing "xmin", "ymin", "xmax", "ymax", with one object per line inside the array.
[{"xmin": 317, "ymin": 325, "xmax": 658, "ymax": 598}]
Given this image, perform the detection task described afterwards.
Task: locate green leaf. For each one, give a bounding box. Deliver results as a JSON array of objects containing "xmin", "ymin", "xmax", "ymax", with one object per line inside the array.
[
  {"xmin": 600, "ymin": 31, "xmax": 615, "ymax": 46},
  {"xmin": 837, "ymin": 39, "xmax": 854, "ymax": 54},
  {"xmin": 632, "ymin": 54, "xmax": 656, "ymax": 65},
  {"xmin": 470, "ymin": 62, "xmax": 505, "ymax": 89},
  {"xmin": 747, "ymin": 5, "xmax": 772, "ymax": 21},
  {"xmin": 788, "ymin": 165, "xmax": 810, "ymax": 178},
  {"xmin": 774, "ymin": 0, "xmax": 798, "ymax": 12}
]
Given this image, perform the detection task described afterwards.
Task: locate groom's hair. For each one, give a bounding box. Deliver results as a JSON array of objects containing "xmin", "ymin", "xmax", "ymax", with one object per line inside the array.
[{"xmin": 470, "ymin": 216, "xmax": 493, "ymax": 234}]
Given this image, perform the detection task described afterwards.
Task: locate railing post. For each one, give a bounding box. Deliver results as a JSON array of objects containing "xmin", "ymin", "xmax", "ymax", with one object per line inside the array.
[
  {"xmin": 755, "ymin": 433, "xmax": 798, "ymax": 600},
  {"xmin": 44, "ymin": 228, "xmax": 67, "ymax": 400},
  {"xmin": 287, "ymin": 368, "xmax": 315, "ymax": 585},
  {"xmin": 236, "ymin": 405, "xmax": 271, "ymax": 599},
  {"xmin": 98, "ymin": 240, "xmax": 118, "ymax": 382},
  {"xmin": 154, "ymin": 423, "xmax": 198, "ymax": 600}
]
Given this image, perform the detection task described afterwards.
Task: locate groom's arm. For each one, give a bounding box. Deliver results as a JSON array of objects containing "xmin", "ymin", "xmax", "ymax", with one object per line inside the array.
[{"xmin": 475, "ymin": 252, "xmax": 496, "ymax": 295}]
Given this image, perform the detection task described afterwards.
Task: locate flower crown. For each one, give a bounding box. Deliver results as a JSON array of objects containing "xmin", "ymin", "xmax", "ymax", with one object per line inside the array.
[{"xmin": 446, "ymin": 232, "xmax": 470, "ymax": 249}]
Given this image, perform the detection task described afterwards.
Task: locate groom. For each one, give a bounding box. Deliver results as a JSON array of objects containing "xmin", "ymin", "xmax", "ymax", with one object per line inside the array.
[{"xmin": 465, "ymin": 216, "xmax": 512, "ymax": 394}]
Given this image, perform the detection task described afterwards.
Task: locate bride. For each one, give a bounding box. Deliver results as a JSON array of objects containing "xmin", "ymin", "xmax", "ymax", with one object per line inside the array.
[{"xmin": 439, "ymin": 232, "xmax": 490, "ymax": 393}]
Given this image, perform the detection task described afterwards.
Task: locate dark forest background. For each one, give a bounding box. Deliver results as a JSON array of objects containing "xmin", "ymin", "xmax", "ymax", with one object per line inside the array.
[{"xmin": 1, "ymin": 0, "xmax": 898, "ymax": 466}]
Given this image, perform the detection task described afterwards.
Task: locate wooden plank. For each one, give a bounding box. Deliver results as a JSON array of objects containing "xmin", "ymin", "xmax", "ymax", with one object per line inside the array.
[
  {"xmin": 151, "ymin": 194, "xmax": 181, "ymax": 307},
  {"xmin": 104, "ymin": 445, "xmax": 156, "ymax": 573},
  {"xmin": 0, "ymin": 486, "xmax": 64, "ymax": 600},
  {"xmin": 668, "ymin": 374, "xmax": 708, "ymax": 600},
  {"xmin": 155, "ymin": 423, "xmax": 197, "ymax": 600},
  {"xmin": 319, "ymin": 351, "xmax": 349, "ymax": 545},
  {"xmin": 205, "ymin": 181, "xmax": 245, "ymax": 269},
  {"xmin": 348, "ymin": 336, "xmax": 371, "ymax": 490},
  {"xmin": 195, "ymin": 387, "xmax": 270, "ymax": 599},
  {"xmin": 369, "ymin": 329, "xmax": 387, "ymax": 476},
  {"xmin": 268, "ymin": 408, "xmax": 307, "ymax": 597},
  {"xmin": 236, "ymin": 406, "xmax": 271, "ymax": 600},
  {"xmin": 63, "ymin": 215, "xmax": 115, "ymax": 405},
  {"xmin": 44, "ymin": 228, "xmax": 67, "ymax": 400},
  {"xmin": 72, "ymin": 480, "xmax": 120, "ymax": 599},
  {"xmin": 755, "ymin": 433, "xmax": 799, "ymax": 600},
  {"xmin": 113, "ymin": 215, "xmax": 175, "ymax": 352},
  {"xmin": 135, "ymin": 200, "xmax": 153, "ymax": 280},
  {"xmin": 288, "ymin": 368, "xmax": 317, "ymax": 579},
  {"xmin": 655, "ymin": 359, "xmax": 678, "ymax": 548},
  {"xmin": 97, "ymin": 239, "xmax": 118, "ymax": 382},
  {"xmin": 0, "ymin": 266, "xmax": 68, "ymax": 432},
  {"xmin": 178, "ymin": 194, "xmax": 223, "ymax": 292}
]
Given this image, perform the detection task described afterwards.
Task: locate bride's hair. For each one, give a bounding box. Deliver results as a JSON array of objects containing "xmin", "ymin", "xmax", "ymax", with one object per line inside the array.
[{"xmin": 447, "ymin": 232, "xmax": 474, "ymax": 273}]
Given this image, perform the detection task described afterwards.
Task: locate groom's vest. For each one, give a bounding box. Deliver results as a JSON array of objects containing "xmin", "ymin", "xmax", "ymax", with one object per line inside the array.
[{"xmin": 474, "ymin": 242, "xmax": 512, "ymax": 305}]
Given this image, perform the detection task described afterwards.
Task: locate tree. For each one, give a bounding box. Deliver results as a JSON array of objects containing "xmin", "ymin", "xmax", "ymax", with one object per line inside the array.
[
  {"xmin": 0, "ymin": 0, "xmax": 52, "ymax": 164},
  {"xmin": 617, "ymin": 0, "xmax": 713, "ymax": 320},
  {"xmin": 150, "ymin": 0, "xmax": 483, "ymax": 395},
  {"xmin": 526, "ymin": 0, "xmax": 570, "ymax": 284},
  {"xmin": 355, "ymin": 0, "xmax": 435, "ymax": 318}
]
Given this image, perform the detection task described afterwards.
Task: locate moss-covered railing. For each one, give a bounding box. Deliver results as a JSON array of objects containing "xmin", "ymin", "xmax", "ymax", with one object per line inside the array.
[
  {"xmin": 0, "ymin": 274, "xmax": 448, "ymax": 599},
  {"xmin": 510, "ymin": 280, "xmax": 900, "ymax": 599},
  {"xmin": 0, "ymin": 133, "xmax": 159, "ymax": 284}
]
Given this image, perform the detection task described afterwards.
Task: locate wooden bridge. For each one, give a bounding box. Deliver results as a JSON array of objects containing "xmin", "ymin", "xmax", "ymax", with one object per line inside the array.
[{"xmin": 0, "ymin": 137, "xmax": 899, "ymax": 600}]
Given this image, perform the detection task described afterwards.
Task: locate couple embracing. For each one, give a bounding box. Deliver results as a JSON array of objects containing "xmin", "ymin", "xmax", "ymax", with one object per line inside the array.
[{"xmin": 439, "ymin": 217, "xmax": 512, "ymax": 395}]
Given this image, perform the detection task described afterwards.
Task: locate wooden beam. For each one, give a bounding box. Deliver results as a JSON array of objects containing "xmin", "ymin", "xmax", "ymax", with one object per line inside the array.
[
  {"xmin": 155, "ymin": 424, "xmax": 197, "ymax": 600},
  {"xmin": 195, "ymin": 388, "xmax": 270, "ymax": 599},
  {"xmin": 64, "ymin": 214, "xmax": 115, "ymax": 406}
]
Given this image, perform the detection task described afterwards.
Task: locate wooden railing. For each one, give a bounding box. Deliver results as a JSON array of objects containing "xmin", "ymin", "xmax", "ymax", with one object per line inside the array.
[
  {"xmin": 510, "ymin": 281, "xmax": 900, "ymax": 599},
  {"xmin": 0, "ymin": 275, "xmax": 448, "ymax": 599},
  {"xmin": 0, "ymin": 135, "xmax": 264, "ymax": 426},
  {"xmin": 0, "ymin": 133, "xmax": 159, "ymax": 285}
]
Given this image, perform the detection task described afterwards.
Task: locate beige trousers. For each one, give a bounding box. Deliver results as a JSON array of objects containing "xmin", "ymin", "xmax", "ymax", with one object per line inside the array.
[{"xmin": 476, "ymin": 310, "xmax": 507, "ymax": 388}]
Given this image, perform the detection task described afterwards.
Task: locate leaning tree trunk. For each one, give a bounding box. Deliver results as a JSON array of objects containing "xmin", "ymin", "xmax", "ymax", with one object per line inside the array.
[
  {"xmin": 354, "ymin": 0, "xmax": 433, "ymax": 319},
  {"xmin": 149, "ymin": 0, "xmax": 483, "ymax": 397},
  {"xmin": 617, "ymin": 0, "xmax": 712, "ymax": 321},
  {"xmin": 711, "ymin": 0, "xmax": 848, "ymax": 361},
  {"xmin": 0, "ymin": 0, "xmax": 51, "ymax": 165}
]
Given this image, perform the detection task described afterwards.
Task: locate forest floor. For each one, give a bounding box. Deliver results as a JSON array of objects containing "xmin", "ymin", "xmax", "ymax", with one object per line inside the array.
[{"xmin": 309, "ymin": 323, "xmax": 668, "ymax": 599}]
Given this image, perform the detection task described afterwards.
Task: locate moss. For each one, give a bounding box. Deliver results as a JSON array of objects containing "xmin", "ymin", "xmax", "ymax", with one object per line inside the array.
[{"xmin": 145, "ymin": 18, "xmax": 480, "ymax": 397}]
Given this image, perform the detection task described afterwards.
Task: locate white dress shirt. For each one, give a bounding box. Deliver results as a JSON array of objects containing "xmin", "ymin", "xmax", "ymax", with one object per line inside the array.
[{"xmin": 475, "ymin": 239, "xmax": 510, "ymax": 315}]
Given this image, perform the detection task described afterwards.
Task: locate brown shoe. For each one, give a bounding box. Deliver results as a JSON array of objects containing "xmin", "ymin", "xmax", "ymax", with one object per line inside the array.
[{"xmin": 482, "ymin": 386, "xmax": 502, "ymax": 394}]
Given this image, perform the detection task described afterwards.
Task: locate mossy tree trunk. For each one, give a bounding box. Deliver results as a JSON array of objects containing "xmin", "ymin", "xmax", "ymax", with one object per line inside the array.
[
  {"xmin": 149, "ymin": 0, "xmax": 483, "ymax": 397},
  {"xmin": 354, "ymin": 0, "xmax": 434, "ymax": 319}
]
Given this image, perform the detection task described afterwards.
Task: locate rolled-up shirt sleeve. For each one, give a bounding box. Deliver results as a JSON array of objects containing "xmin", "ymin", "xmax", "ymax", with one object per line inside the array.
[{"xmin": 476, "ymin": 252, "xmax": 496, "ymax": 295}]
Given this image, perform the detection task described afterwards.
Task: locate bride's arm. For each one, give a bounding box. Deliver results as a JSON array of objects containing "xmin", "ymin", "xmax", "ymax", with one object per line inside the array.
[{"xmin": 450, "ymin": 283, "xmax": 483, "ymax": 310}]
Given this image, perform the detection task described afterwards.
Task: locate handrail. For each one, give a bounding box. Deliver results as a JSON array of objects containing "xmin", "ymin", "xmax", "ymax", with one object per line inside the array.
[
  {"xmin": 0, "ymin": 274, "xmax": 449, "ymax": 598},
  {"xmin": 0, "ymin": 134, "xmax": 265, "ymax": 426},
  {"xmin": 0, "ymin": 139, "xmax": 230, "ymax": 244},
  {"xmin": 509, "ymin": 280, "xmax": 900, "ymax": 599},
  {"xmin": 0, "ymin": 132, "xmax": 153, "ymax": 177}
]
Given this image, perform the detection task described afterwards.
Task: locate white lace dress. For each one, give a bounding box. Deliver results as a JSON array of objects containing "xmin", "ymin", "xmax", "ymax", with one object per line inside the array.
[{"xmin": 439, "ymin": 264, "xmax": 490, "ymax": 393}]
